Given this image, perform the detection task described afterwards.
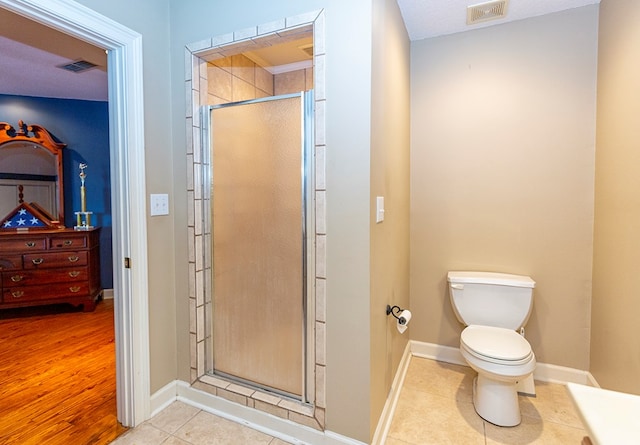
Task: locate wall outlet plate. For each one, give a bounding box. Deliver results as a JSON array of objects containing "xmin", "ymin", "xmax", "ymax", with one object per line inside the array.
[{"xmin": 150, "ymin": 193, "xmax": 169, "ymax": 216}]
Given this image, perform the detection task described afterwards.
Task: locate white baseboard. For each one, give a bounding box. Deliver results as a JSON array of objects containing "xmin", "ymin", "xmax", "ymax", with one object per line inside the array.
[
  {"xmin": 151, "ymin": 341, "xmax": 598, "ymax": 445},
  {"xmin": 150, "ymin": 380, "xmax": 179, "ymax": 417},
  {"xmin": 586, "ymin": 372, "xmax": 600, "ymax": 388},
  {"xmin": 533, "ymin": 362, "xmax": 596, "ymax": 386},
  {"xmin": 410, "ymin": 340, "xmax": 467, "ymax": 367},
  {"xmin": 409, "ymin": 340, "xmax": 599, "ymax": 386},
  {"xmin": 149, "ymin": 380, "xmax": 366, "ymax": 445},
  {"xmin": 371, "ymin": 342, "xmax": 412, "ymax": 445},
  {"xmin": 102, "ymin": 288, "xmax": 114, "ymax": 299}
]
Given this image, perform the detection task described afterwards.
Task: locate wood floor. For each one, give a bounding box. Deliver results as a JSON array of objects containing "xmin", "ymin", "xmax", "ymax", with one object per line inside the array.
[{"xmin": 0, "ymin": 299, "xmax": 127, "ymax": 444}]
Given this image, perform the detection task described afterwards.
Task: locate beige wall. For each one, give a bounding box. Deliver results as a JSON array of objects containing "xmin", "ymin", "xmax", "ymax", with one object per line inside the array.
[
  {"xmin": 591, "ymin": 0, "xmax": 640, "ymax": 394},
  {"xmin": 320, "ymin": 3, "xmax": 372, "ymax": 439},
  {"xmin": 410, "ymin": 6, "xmax": 599, "ymax": 370},
  {"xmin": 370, "ymin": 0, "xmax": 410, "ymax": 438},
  {"xmin": 74, "ymin": 0, "xmax": 178, "ymax": 393}
]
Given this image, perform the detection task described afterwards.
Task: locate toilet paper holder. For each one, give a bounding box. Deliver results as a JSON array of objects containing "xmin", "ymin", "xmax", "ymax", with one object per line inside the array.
[{"xmin": 386, "ymin": 304, "xmax": 409, "ymax": 325}]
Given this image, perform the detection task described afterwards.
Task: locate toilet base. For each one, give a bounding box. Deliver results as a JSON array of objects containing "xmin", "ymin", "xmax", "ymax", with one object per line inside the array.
[{"xmin": 473, "ymin": 374, "xmax": 521, "ymax": 427}]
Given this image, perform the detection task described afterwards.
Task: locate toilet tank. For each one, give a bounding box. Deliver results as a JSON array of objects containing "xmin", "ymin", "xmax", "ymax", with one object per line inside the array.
[{"xmin": 447, "ymin": 271, "xmax": 535, "ymax": 330}]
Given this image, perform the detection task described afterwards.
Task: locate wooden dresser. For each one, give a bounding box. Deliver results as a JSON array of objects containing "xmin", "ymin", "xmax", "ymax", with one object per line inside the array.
[{"xmin": 0, "ymin": 228, "xmax": 101, "ymax": 311}]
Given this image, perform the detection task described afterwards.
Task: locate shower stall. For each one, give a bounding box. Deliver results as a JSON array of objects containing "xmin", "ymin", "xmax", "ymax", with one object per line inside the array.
[{"xmin": 202, "ymin": 91, "xmax": 314, "ymax": 401}]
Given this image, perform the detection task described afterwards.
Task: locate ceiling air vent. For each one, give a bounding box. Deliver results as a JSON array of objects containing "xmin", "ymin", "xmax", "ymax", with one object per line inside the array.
[
  {"xmin": 58, "ymin": 59, "xmax": 98, "ymax": 73},
  {"xmin": 298, "ymin": 44, "xmax": 314, "ymax": 58},
  {"xmin": 467, "ymin": 0, "xmax": 509, "ymax": 25}
]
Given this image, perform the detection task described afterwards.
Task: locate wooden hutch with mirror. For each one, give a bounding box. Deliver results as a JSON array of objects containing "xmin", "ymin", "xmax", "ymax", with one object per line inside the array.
[{"xmin": 0, "ymin": 121, "xmax": 101, "ymax": 311}]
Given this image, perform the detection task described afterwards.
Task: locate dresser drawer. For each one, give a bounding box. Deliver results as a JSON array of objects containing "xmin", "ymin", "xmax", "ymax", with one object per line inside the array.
[
  {"xmin": 2, "ymin": 268, "xmax": 88, "ymax": 286},
  {"xmin": 49, "ymin": 235, "xmax": 88, "ymax": 250},
  {"xmin": 3, "ymin": 282, "xmax": 90, "ymax": 303},
  {"xmin": 0, "ymin": 228, "xmax": 101, "ymax": 311},
  {"xmin": 0, "ymin": 256, "xmax": 22, "ymax": 271},
  {"xmin": 23, "ymin": 251, "xmax": 88, "ymax": 269},
  {"xmin": 0, "ymin": 237, "xmax": 47, "ymax": 252}
]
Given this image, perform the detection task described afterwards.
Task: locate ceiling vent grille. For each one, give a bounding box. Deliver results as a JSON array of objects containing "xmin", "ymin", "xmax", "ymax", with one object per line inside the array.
[
  {"xmin": 467, "ymin": 0, "xmax": 509, "ymax": 25},
  {"xmin": 298, "ymin": 44, "xmax": 314, "ymax": 58},
  {"xmin": 58, "ymin": 60, "xmax": 98, "ymax": 73}
]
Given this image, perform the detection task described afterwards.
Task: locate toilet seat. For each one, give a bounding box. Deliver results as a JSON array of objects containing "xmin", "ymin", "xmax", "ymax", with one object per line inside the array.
[{"xmin": 461, "ymin": 325, "xmax": 533, "ymax": 366}]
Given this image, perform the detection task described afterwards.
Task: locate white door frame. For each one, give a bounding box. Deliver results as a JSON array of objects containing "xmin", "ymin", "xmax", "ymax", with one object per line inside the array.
[{"xmin": 0, "ymin": 0, "xmax": 150, "ymax": 427}]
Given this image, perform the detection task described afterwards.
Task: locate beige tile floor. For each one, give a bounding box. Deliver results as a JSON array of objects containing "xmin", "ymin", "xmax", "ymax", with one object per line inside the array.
[
  {"xmin": 111, "ymin": 357, "xmax": 588, "ymax": 444},
  {"xmin": 109, "ymin": 401, "xmax": 292, "ymax": 445},
  {"xmin": 387, "ymin": 357, "xmax": 588, "ymax": 445}
]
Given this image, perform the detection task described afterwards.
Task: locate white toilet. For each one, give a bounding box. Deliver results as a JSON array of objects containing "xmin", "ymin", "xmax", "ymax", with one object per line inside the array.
[{"xmin": 447, "ymin": 271, "xmax": 536, "ymax": 427}]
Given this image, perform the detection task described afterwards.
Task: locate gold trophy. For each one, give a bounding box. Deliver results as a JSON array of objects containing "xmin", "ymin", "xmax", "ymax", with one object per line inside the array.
[{"xmin": 74, "ymin": 163, "xmax": 94, "ymax": 230}]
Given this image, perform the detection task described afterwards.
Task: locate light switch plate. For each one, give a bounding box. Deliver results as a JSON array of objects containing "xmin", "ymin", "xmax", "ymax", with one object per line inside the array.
[
  {"xmin": 150, "ymin": 193, "xmax": 169, "ymax": 216},
  {"xmin": 376, "ymin": 196, "xmax": 385, "ymax": 223}
]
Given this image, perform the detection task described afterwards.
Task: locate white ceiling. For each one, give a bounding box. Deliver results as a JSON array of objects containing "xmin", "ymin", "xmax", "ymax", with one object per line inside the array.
[
  {"xmin": 0, "ymin": 8, "xmax": 108, "ymax": 101},
  {"xmin": 0, "ymin": 0, "xmax": 601, "ymax": 101},
  {"xmin": 397, "ymin": 0, "xmax": 601, "ymax": 41},
  {"xmin": 0, "ymin": 34, "xmax": 108, "ymax": 101}
]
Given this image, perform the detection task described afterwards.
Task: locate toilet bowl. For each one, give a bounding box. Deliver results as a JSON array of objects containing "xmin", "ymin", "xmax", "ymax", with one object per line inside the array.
[
  {"xmin": 460, "ymin": 325, "xmax": 536, "ymax": 426},
  {"xmin": 448, "ymin": 271, "xmax": 537, "ymax": 427}
]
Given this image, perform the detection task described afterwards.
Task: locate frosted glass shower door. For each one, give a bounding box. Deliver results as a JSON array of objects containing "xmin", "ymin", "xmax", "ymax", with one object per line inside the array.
[{"xmin": 210, "ymin": 93, "xmax": 307, "ymax": 398}]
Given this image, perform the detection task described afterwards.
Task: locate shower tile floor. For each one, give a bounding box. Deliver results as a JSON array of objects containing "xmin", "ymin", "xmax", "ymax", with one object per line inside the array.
[{"xmin": 110, "ymin": 357, "xmax": 588, "ymax": 444}]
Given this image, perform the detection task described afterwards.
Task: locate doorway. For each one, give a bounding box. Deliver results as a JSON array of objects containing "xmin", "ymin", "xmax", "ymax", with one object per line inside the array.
[
  {"xmin": 205, "ymin": 92, "xmax": 313, "ymax": 399},
  {"xmin": 0, "ymin": 0, "xmax": 150, "ymax": 428}
]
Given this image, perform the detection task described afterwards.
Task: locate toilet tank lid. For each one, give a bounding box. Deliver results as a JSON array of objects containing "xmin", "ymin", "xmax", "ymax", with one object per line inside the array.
[{"xmin": 447, "ymin": 271, "xmax": 535, "ymax": 288}]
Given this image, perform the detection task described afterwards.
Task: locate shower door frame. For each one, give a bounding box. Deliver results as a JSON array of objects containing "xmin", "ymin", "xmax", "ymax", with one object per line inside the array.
[{"xmin": 201, "ymin": 90, "xmax": 315, "ymax": 403}]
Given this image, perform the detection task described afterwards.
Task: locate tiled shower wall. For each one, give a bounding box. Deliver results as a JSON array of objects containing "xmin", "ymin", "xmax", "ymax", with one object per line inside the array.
[
  {"xmin": 207, "ymin": 53, "xmax": 313, "ymax": 103},
  {"xmin": 207, "ymin": 54, "xmax": 274, "ymax": 102},
  {"xmin": 275, "ymin": 68, "xmax": 314, "ymax": 95},
  {"xmin": 185, "ymin": 10, "xmax": 326, "ymax": 431}
]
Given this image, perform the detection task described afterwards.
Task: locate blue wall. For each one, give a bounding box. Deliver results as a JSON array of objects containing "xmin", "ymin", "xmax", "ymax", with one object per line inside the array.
[{"xmin": 0, "ymin": 94, "xmax": 112, "ymax": 289}]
